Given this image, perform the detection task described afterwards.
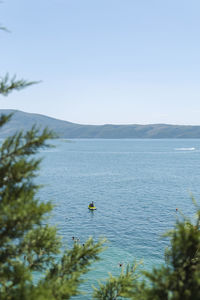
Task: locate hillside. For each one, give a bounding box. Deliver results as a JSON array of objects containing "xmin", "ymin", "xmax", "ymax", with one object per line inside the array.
[{"xmin": 0, "ymin": 109, "xmax": 200, "ymax": 138}]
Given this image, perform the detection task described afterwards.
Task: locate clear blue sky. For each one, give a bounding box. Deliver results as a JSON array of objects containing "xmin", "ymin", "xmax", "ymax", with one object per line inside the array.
[{"xmin": 1, "ymin": 0, "xmax": 200, "ymax": 125}]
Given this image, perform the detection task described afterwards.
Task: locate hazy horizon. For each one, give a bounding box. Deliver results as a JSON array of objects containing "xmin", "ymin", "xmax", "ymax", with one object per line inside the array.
[{"xmin": 1, "ymin": 108, "xmax": 200, "ymax": 127}]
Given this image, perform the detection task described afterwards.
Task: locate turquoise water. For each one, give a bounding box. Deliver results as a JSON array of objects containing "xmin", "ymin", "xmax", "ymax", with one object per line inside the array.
[{"xmin": 38, "ymin": 139, "xmax": 200, "ymax": 298}]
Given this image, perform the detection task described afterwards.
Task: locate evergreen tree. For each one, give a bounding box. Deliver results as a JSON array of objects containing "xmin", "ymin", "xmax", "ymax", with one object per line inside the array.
[
  {"xmin": 0, "ymin": 25, "xmax": 104, "ymax": 298},
  {"xmin": 0, "ymin": 82, "xmax": 104, "ymax": 300},
  {"xmin": 1, "ymin": 21, "xmax": 200, "ymax": 300},
  {"xmin": 140, "ymin": 201, "xmax": 200, "ymax": 300},
  {"xmin": 93, "ymin": 202, "xmax": 200, "ymax": 300}
]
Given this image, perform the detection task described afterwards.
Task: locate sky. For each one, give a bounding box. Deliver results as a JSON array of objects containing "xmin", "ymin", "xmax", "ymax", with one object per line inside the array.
[{"xmin": 0, "ymin": 0, "xmax": 200, "ymax": 125}]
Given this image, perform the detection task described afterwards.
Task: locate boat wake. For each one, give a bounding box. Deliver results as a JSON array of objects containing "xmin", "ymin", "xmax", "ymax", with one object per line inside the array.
[{"xmin": 175, "ymin": 147, "xmax": 195, "ymax": 151}]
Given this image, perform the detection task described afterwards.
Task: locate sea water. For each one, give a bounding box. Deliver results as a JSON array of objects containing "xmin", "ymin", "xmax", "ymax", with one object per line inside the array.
[{"xmin": 37, "ymin": 139, "xmax": 200, "ymax": 299}]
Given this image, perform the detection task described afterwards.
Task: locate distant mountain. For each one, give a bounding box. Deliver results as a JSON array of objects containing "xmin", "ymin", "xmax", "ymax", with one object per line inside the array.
[{"xmin": 0, "ymin": 109, "xmax": 200, "ymax": 138}]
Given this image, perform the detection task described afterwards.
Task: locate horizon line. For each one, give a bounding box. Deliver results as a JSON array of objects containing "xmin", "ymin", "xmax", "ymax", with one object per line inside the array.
[{"xmin": 0, "ymin": 108, "xmax": 200, "ymax": 127}]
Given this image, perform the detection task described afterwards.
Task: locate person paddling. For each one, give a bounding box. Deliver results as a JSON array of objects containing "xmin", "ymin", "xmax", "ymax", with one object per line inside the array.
[{"xmin": 89, "ymin": 201, "xmax": 94, "ymax": 207}]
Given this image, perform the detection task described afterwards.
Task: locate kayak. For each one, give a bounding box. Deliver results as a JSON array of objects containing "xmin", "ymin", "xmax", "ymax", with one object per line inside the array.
[{"xmin": 88, "ymin": 205, "xmax": 96, "ymax": 210}]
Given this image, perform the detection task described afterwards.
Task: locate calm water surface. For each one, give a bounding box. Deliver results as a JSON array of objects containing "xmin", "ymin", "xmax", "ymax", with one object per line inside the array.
[{"xmin": 38, "ymin": 139, "xmax": 200, "ymax": 298}]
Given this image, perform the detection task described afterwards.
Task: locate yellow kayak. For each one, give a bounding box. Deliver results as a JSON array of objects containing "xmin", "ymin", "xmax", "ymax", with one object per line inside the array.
[{"xmin": 88, "ymin": 205, "xmax": 96, "ymax": 210}]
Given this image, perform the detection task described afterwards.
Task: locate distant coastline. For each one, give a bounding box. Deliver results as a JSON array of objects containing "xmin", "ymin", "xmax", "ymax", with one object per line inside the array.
[{"xmin": 1, "ymin": 109, "xmax": 200, "ymax": 139}]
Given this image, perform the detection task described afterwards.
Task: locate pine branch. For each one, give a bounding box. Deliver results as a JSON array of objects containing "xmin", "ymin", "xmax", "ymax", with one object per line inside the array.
[
  {"xmin": 0, "ymin": 126, "xmax": 55, "ymax": 163},
  {"xmin": 0, "ymin": 113, "xmax": 13, "ymax": 128},
  {"xmin": 21, "ymin": 225, "xmax": 61, "ymax": 272},
  {"xmin": 93, "ymin": 263, "xmax": 141, "ymax": 300},
  {"xmin": 0, "ymin": 74, "xmax": 40, "ymax": 96},
  {"xmin": 43, "ymin": 238, "xmax": 106, "ymax": 299}
]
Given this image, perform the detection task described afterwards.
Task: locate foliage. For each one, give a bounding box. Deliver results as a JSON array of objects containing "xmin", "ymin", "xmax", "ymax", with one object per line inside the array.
[
  {"xmin": 1, "ymin": 77, "xmax": 200, "ymax": 300},
  {"xmin": 0, "ymin": 70, "xmax": 105, "ymax": 299},
  {"xmin": 140, "ymin": 200, "xmax": 200, "ymax": 300},
  {"xmin": 93, "ymin": 263, "xmax": 142, "ymax": 300},
  {"xmin": 0, "ymin": 73, "xmax": 39, "ymax": 96},
  {"xmin": 1, "ymin": 19, "xmax": 200, "ymax": 300},
  {"xmin": 93, "ymin": 203, "xmax": 200, "ymax": 300}
]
